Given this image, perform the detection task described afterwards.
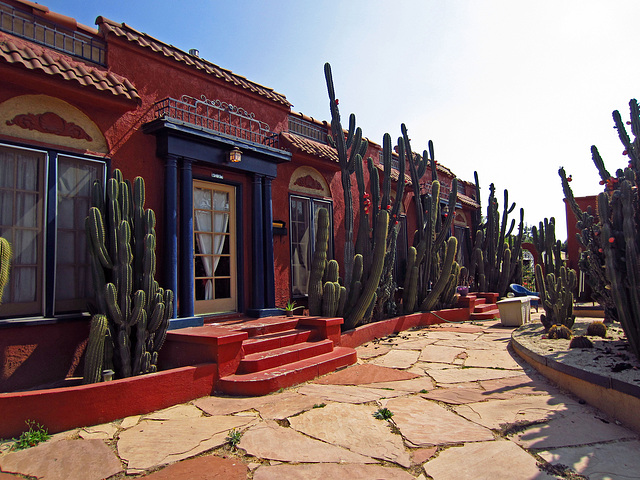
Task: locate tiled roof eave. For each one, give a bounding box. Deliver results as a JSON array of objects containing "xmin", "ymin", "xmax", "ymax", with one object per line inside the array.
[
  {"xmin": 97, "ymin": 17, "xmax": 291, "ymax": 108},
  {"xmin": 0, "ymin": 36, "xmax": 141, "ymax": 104}
]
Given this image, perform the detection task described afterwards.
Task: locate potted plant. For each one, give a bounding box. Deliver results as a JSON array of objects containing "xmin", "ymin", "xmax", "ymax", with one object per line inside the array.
[
  {"xmin": 457, "ymin": 267, "xmax": 469, "ymax": 297},
  {"xmin": 282, "ymin": 300, "xmax": 304, "ymax": 317}
]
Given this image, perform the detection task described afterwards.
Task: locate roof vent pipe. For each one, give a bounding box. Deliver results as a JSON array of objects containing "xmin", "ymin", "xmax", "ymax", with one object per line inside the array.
[{"xmin": 189, "ymin": 49, "xmax": 199, "ymax": 57}]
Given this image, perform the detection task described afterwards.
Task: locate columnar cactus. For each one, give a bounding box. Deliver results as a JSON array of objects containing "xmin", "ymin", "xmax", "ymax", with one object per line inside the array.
[
  {"xmin": 559, "ymin": 99, "xmax": 640, "ymax": 360},
  {"xmin": 86, "ymin": 169, "xmax": 174, "ymax": 380},
  {"xmin": 0, "ymin": 237, "xmax": 11, "ymax": 304},
  {"xmin": 468, "ymin": 182, "xmax": 523, "ymax": 297},
  {"xmin": 400, "ymin": 124, "xmax": 460, "ymax": 313},
  {"xmin": 83, "ymin": 314, "xmax": 108, "ymax": 384},
  {"xmin": 559, "ymin": 167, "xmax": 617, "ymax": 322}
]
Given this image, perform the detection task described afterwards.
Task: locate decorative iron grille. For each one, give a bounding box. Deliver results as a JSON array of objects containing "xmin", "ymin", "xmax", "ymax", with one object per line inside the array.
[
  {"xmin": 0, "ymin": 1, "xmax": 106, "ymax": 65},
  {"xmin": 153, "ymin": 95, "xmax": 280, "ymax": 149},
  {"xmin": 378, "ymin": 150, "xmax": 400, "ymax": 171},
  {"xmin": 288, "ymin": 115, "xmax": 327, "ymax": 144}
]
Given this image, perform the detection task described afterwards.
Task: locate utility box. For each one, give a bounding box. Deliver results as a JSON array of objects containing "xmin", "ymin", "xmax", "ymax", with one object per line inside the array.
[{"xmin": 497, "ymin": 297, "xmax": 532, "ymax": 326}]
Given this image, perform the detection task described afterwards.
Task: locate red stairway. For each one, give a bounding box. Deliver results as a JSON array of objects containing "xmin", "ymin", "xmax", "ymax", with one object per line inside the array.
[
  {"xmin": 162, "ymin": 316, "xmax": 357, "ymax": 397},
  {"xmin": 217, "ymin": 317, "xmax": 356, "ymax": 396},
  {"xmin": 457, "ymin": 293, "xmax": 501, "ymax": 321}
]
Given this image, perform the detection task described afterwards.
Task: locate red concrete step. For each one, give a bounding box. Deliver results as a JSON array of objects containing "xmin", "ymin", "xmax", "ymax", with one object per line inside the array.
[
  {"xmin": 474, "ymin": 297, "xmax": 487, "ymax": 306},
  {"xmin": 470, "ymin": 308, "xmax": 500, "ymax": 320},
  {"xmin": 238, "ymin": 339, "xmax": 335, "ymax": 374},
  {"xmin": 218, "ymin": 347, "xmax": 357, "ymax": 396},
  {"xmin": 242, "ymin": 328, "xmax": 315, "ymax": 355},
  {"xmin": 238, "ymin": 317, "xmax": 301, "ymax": 337},
  {"xmin": 474, "ymin": 303, "xmax": 497, "ymax": 313}
]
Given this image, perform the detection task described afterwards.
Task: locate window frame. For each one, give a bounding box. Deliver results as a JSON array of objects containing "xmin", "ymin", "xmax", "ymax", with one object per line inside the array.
[{"xmin": 0, "ymin": 142, "xmax": 107, "ymax": 322}]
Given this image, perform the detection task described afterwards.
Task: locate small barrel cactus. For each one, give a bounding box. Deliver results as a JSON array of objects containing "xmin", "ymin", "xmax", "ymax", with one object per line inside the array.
[
  {"xmin": 548, "ymin": 324, "xmax": 572, "ymax": 340},
  {"xmin": 586, "ymin": 321, "xmax": 607, "ymax": 338},
  {"xmin": 569, "ymin": 335, "xmax": 594, "ymax": 349}
]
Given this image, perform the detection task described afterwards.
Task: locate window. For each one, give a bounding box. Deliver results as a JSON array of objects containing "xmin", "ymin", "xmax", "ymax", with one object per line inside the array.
[
  {"xmin": 289, "ymin": 195, "xmax": 333, "ymax": 296},
  {"xmin": 0, "ymin": 144, "xmax": 105, "ymax": 318}
]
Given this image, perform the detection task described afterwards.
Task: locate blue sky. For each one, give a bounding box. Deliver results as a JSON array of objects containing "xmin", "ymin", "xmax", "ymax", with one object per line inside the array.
[{"xmin": 41, "ymin": 0, "xmax": 640, "ymax": 239}]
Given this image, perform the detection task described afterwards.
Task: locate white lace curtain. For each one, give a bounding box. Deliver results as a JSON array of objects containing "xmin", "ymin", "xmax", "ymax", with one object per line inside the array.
[{"xmin": 193, "ymin": 187, "xmax": 229, "ymax": 300}]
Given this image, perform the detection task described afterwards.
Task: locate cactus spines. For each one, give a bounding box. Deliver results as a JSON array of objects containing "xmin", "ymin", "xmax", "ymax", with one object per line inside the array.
[
  {"xmin": 548, "ymin": 324, "xmax": 572, "ymax": 340},
  {"xmin": 535, "ymin": 263, "xmax": 576, "ymax": 332},
  {"xmin": 569, "ymin": 335, "xmax": 594, "ymax": 349},
  {"xmin": 0, "ymin": 237, "xmax": 11, "ymax": 304},
  {"xmin": 83, "ymin": 314, "xmax": 108, "ymax": 384},
  {"xmin": 420, "ymin": 237, "xmax": 458, "ymax": 311},
  {"xmin": 586, "ymin": 321, "xmax": 607, "ymax": 338},
  {"xmin": 86, "ymin": 169, "xmax": 173, "ymax": 380}
]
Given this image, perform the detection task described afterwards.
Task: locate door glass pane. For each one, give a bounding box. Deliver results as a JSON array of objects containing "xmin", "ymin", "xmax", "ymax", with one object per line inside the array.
[
  {"xmin": 0, "ymin": 145, "xmax": 44, "ymax": 316},
  {"xmin": 55, "ymin": 155, "xmax": 104, "ymax": 313},
  {"xmin": 290, "ymin": 196, "xmax": 310, "ymax": 296}
]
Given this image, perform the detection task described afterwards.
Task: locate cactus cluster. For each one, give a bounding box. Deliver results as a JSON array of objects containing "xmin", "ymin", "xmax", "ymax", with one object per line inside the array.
[
  {"xmin": 532, "ymin": 217, "xmax": 576, "ymax": 331},
  {"xmin": 559, "ymin": 168, "xmax": 617, "ymax": 323},
  {"xmin": 569, "ymin": 335, "xmax": 593, "ymax": 349},
  {"xmin": 400, "ymin": 125, "xmax": 460, "ymax": 313},
  {"xmin": 0, "ymin": 237, "xmax": 11, "ymax": 304},
  {"xmin": 468, "ymin": 182, "xmax": 524, "ymax": 297},
  {"xmin": 84, "ymin": 169, "xmax": 173, "ymax": 381},
  {"xmin": 560, "ymin": 99, "xmax": 640, "ymax": 360},
  {"xmin": 548, "ymin": 324, "xmax": 572, "ymax": 340}
]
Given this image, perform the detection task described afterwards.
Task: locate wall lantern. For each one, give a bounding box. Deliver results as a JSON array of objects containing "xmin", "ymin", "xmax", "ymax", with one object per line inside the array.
[{"xmin": 228, "ymin": 147, "xmax": 242, "ymax": 163}]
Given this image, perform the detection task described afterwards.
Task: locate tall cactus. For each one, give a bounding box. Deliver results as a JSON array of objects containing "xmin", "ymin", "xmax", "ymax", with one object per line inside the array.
[
  {"xmin": 83, "ymin": 314, "xmax": 108, "ymax": 384},
  {"xmin": 559, "ymin": 99, "xmax": 640, "ymax": 359},
  {"xmin": 400, "ymin": 125, "xmax": 460, "ymax": 313},
  {"xmin": 532, "ymin": 217, "xmax": 577, "ymax": 331},
  {"xmin": 0, "ymin": 237, "xmax": 11, "ymax": 304},
  {"xmin": 559, "ymin": 167, "xmax": 617, "ymax": 322},
  {"xmin": 86, "ymin": 169, "xmax": 174, "ymax": 380},
  {"xmin": 468, "ymin": 181, "xmax": 523, "ymax": 297}
]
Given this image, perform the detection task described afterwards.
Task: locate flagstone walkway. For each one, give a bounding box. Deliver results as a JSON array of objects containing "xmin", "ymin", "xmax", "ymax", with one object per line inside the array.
[{"xmin": 1, "ymin": 315, "xmax": 639, "ymax": 479}]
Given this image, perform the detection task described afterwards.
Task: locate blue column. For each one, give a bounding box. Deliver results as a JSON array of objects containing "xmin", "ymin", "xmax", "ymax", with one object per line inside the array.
[
  {"xmin": 164, "ymin": 155, "xmax": 178, "ymax": 318},
  {"xmin": 263, "ymin": 176, "xmax": 275, "ymax": 309},
  {"xmin": 179, "ymin": 158, "xmax": 194, "ymax": 317},
  {"xmin": 251, "ymin": 174, "xmax": 264, "ymax": 310}
]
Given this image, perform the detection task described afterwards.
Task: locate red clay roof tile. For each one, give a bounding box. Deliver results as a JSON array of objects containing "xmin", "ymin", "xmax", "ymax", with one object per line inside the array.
[
  {"xmin": 0, "ymin": 33, "xmax": 141, "ymax": 104},
  {"xmin": 281, "ymin": 132, "xmax": 338, "ymax": 163},
  {"xmin": 96, "ymin": 17, "xmax": 291, "ymax": 108}
]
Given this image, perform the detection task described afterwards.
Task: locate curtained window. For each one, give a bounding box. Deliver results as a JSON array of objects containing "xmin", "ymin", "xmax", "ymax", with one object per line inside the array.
[{"xmin": 0, "ymin": 144, "xmax": 104, "ymax": 319}]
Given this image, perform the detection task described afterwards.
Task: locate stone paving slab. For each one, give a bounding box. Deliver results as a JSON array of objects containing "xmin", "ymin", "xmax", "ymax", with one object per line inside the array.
[
  {"xmin": 313, "ymin": 363, "xmax": 419, "ymax": 385},
  {"xmin": 253, "ymin": 392, "xmax": 327, "ymax": 420},
  {"xmin": 453, "ymin": 394, "xmax": 585, "ymax": 430},
  {"xmin": 141, "ymin": 454, "xmax": 247, "ymax": 479},
  {"xmin": 297, "ymin": 383, "xmax": 405, "ymax": 403},
  {"xmin": 538, "ymin": 439, "xmax": 640, "ymax": 479},
  {"xmin": 368, "ymin": 349, "xmax": 421, "ymax": 369},
  {"xmin": 118, "ymin": 416, "xmax": 256, "ymax": 473},
  {"xmin": 393, "ymin": 337, "xmax": 440, "ymax": 350},
  {"xmin": 252, "ymin": 462, "xmax": 416, "ymax": 480},
  {"xmin": 463, "ymin": 349, "xmax": 523, "ymax": 370},
  {"xmin": 239, "ymin": 420, "xmax": 376, "ymax": 464},
  {"xmin": 423, "ymin": 440, "xmax": 556, "ymax": 480},
  {"xmin": 478, "ymin": 375, "xmax": 553, "ymax": 396},
  {"xmin": 426, "ymin": 366, "xmax": 525, "ymax": 384},
  {"xmin": 422, "ymin": 384, "xmax": 512, "ymax": 404},
  {"xmin": 78, "ymin": 422, "xmax": 118, "ymax": 440},
  {"xmin": 194, "ymin": 395, "xmax": 266, "ymax": 416},
  {"xmin": 120, "ymin": 415, "xmax": 142, "ymax": 429},
  {"xmin": 288, "ymin": 403, "xmax": 411, "ymax": 467},
  {"xmin": 354, "ymin": 343, "xmax": 392, "ymax": 358},
  {"xmin": 383, "ymin": 396, "xmax": 494, "ymax": 446},
  {"xmin": 511, "ymin": 410, "xmax": 638, "ymax": 449},
  {"xmin": 360, "ymin": 376, "xmax": 435, "ymax": 393},
  {"xmin": 145, "ymin": 403, "xmax": 204, "ymax": 420},
  {"xmin": 418, "ymin": 345, "xmax": 467, "ymax": 364},
  {"xmin": 0, "ymin": 439, "xmax": 122, "ymax": 480}
]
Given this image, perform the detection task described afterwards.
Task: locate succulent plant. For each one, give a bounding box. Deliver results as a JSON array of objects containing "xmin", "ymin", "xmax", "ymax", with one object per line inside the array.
[
  {"xmin": 586, "ymin": 321, "xmax": 607, "ymax": 338},
  {"xmin": 0, "ymin": 237, "xmax": 11, "ymax": 304},
  {"xmin": 86, "ymin": 169, "xmax": 173, "ymax": 380},
  {"xmin": 548, "ymin": 324, "xmax": 572, "ymax": 340},
  {"xmin": 569, "ymin": 335, "xmax": 594, "ymax": 349}
]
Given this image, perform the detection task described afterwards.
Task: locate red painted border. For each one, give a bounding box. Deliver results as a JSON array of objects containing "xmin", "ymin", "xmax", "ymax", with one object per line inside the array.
[{"xmin": 0, "ymin": 363, "xmax": 217, "ymax": 439}]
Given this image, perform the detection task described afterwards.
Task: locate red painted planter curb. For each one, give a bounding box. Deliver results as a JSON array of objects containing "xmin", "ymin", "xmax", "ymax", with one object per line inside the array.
[
  {"xmin": 339, "ymin": 308, "xmax": 469, "ymax": 348},
  {"xmin": 0, "ymin": 363, "xmax": 218, "ymax": 440}
]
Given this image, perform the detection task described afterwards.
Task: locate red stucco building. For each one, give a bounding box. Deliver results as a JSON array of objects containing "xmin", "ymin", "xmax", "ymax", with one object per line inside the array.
[{"xmin": 0, "ymin": 0, "xmax": 479, "ymax": 392}]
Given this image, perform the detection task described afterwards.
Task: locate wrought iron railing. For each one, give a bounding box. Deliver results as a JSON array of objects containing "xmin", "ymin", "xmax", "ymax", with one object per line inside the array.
[
  {"xmin": 153, "ymin": 95, "xmax": 280, "ymax": 149},
  {"xmin": 0, "ymin": 1, "xmax": 106, "ymax": 65},
  {"xmin": 288, "ymin": 115, "xmax": 327, "ymax": 144},
  {"xmin": 378, "ymin": 150, "xmax": 400, "ymax": 171}
]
